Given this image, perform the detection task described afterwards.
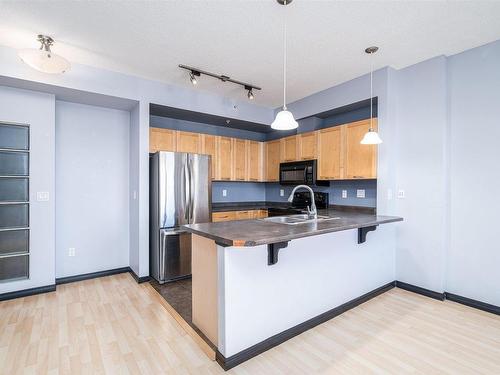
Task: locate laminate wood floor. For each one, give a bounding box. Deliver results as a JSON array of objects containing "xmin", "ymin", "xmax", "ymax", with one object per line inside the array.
[{"xmin": 1, "ymin": 273, "xmax": 499, "ymax": 374}]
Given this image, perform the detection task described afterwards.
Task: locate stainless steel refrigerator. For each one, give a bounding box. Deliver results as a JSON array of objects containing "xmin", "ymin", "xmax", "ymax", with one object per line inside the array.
[{"xmin": 150, "ymin": 151, "xmax": 211, "ymax": 283}]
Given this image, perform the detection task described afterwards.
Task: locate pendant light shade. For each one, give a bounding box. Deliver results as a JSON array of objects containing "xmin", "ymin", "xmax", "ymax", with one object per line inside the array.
[
  {"xmin": 272, "ymin": 0, "xmax": 298, "ymax": 131},
  {"xmin": 271, "ymin": 110, "xmax": 298, "ymax": 130},
  {"xmin": 18, "ymin": 35, "xmax": 70, "ymax": 74},
  {"xmin": 361, "ymin": 46, "xmax": 382, "ymax": 145},
  {"xmin": 360, "ymin": 128, "xmax": 383, "ymax": 144}
]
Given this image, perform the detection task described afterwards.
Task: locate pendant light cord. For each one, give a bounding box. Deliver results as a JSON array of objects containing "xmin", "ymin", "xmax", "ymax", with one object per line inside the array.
[
  {"xmin": 370, "ymin": 50, "xmax": 373, "ymax": 131},
  {"xmin": 283, "ymin": 0, "xmax": 287, "ymax": 110}
]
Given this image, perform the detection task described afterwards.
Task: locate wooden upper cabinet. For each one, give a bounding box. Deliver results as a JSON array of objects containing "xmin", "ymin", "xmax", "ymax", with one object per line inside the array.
[
  {"xmin": 318, "ymin": 126, "xmax": 343, "ymax": 180},
  {"xmin": 232, "ymin": 139, "xmax": 247, "ymax": 181},
  {"xmin": 217, "ymin": 136, "xmax": 233, "ymax": 180},
  {"xmin": 149, "ymin": 128, "xmax": 176, "ymax": 153},
  {"xmin": 247, "ymin": 140, "xmax": 263, "ymax": 181},
  {"xmin": 201, "ymin": 134, "xmax": 216, "ymax": 179},
  {"xmin": 298, "ymin": 132, "xmax": 318, "ymax": 160},
  {"xmin": 265, "ymin": 140, "xmax": 281, "ymax": 181},
  {"xmin": 281, "ymin": 135, "xmax": 298, "ymax": 162},
  {"xmin": 176, "ymin": 131, "xmax": 201, "ymax": 153},
  {"xmin": 344, "ymin": 119, "xmax": 378, "ymax": 179}
]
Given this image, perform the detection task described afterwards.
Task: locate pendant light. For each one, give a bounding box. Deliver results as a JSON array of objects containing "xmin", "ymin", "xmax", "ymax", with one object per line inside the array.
[
  {"xmin": 18, "ymin": 35, "xmax": 71, "ymax": 74},
  {"xmin": 360, "ymin": 46, "xmax": 382, "ymax": 145},
  {"xmin": 271, "ymin": 0, "xmax": 298, "ymax": 131}
]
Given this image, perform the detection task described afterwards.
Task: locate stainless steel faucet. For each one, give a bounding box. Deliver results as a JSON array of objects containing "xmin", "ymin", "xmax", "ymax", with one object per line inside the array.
[{"xmin": 288, "ymin": 185, "xmax": 317, "ymax": 219}]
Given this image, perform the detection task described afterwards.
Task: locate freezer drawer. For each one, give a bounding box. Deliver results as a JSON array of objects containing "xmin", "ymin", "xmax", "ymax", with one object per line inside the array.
[{"xmin": 153, "ymin": 229, "xmax": 191, "ymax": 284}]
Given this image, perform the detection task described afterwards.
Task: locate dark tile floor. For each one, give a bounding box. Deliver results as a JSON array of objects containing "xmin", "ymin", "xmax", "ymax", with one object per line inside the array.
[{"xmin": 149, "ymin": 278, "xmax": 216, "ymax": 349}]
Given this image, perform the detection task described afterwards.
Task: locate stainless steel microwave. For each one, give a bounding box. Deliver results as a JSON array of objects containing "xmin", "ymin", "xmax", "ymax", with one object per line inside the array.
[{"xmin": 279, "ymin": 160, "xmax": 329, "ymax": 186}]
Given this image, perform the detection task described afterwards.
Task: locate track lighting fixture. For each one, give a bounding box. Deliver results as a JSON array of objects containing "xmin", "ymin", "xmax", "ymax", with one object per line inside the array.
[
  {"xmin": 18, "ymin": 34, "xmax": 71, "ymax": 74},
  {"xmin": 179, "ymin": 64, "xmax": 261, "ymax": 100}
]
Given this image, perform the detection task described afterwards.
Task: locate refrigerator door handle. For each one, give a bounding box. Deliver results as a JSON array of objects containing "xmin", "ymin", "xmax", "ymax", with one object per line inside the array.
[
  {"xmin": 184, "ymin": 158, "xmax": 191, "ymax": 221},
  {"xmin": 188, "ymin": 156, "xmax": 194, "ymax": 223}
]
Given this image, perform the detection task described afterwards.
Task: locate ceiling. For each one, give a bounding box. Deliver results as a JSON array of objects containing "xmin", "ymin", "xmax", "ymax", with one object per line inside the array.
[{"xmin": 1, "ymin": 1, "xmax": 500, "ymax": 108}]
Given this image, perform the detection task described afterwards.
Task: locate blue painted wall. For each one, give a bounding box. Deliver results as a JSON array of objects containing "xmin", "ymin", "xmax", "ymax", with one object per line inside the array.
[
  {"xmin": 212, "ymin": 181, "xmax": 266, "ymax": 203},
  {"xmin": 212, "ymin": 180, "xmax": 376, "ymax": 207},
  {"xmin": 265, "ymin": 180, "xmax": 377, "ymax": 207}
]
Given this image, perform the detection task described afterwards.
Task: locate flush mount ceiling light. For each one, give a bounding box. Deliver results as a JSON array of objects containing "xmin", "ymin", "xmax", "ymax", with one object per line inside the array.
[
  {"xmin": 18, "ymin": 35, "xmax": 71, "ymax": 74},
  {"xmin": 179, "ymin": 64, "xmax": 261, "ymax": 100},
  {"xmin": 360, "ymin": 46, "xmax": 383, "ymax": 145},
  {"xmin": 271, "ymin": 0, "xmax": 298, "ymax": 131}
]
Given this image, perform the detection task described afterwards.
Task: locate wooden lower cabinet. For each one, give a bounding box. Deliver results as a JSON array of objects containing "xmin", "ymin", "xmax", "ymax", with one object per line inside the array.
[
  {"xmin": 212, "ymin": 209, "xmax": 268, "ymax": 222},
  {"xmin": 344, "ymin": 119, "xmax": 378, "ymax": 179}
]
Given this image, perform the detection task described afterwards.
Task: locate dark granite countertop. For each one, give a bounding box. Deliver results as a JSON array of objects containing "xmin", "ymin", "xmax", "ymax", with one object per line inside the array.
[{"xmin": 184, "ymin": 209, "xmax": 403, "ymax": 247}]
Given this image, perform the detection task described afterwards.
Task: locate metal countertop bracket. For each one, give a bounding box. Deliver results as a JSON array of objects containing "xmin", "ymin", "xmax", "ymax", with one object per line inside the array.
[
  {"xmin": 358, "ymin": 225, "xmax": 378, "ymax": 244},
  {"xmin": 267, "ymin": 241, "xmax": 289, "ymax": 266}
]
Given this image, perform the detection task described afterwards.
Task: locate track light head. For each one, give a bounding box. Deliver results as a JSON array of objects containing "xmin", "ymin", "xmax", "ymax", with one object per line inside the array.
[
  {"xmin": 245, "ymin": 85, "xmax": 254, "ymax": 100},
  {"xmin": 189, "ymin": 70, "xmax": 200, "ymax": 85}
]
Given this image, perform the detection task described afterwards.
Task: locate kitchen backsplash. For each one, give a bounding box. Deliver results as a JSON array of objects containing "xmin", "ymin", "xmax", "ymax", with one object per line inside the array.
[{"xmin": 212, "ymin": 180, "xmax": 377, "ymax": 207}]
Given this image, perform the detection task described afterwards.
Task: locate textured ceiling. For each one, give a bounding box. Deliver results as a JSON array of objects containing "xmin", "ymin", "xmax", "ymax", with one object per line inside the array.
[{"xmin": 1, "ymin": 0, "xmax": 500, "ymax": 108}]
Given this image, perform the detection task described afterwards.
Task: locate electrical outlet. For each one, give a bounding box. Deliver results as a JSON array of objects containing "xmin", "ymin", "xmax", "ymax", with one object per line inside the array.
[
  {"xmin": 133, "ymin": 190, "xmax": 137, "ymax": 200},
  {"xmin": 68, "ymin": 248, "xmax": 76, "ymax": 257},
  {"xmin": 356, "ymin": 189, "xmax": 365, "ymax": 198},
  {"xmin": 280, "ymin": 189, "xmax": 285, "ymax": 197},
  {"xmin": 397, "ymin": 189, "xmax": 405, "ymax": 199},
  {"xmin": 222, "ymin": 189, "xmax": 227, "ymax": 197},
  {"xmin": 342, "ymin": 190, "xmax": 347, "ymax": 198}
]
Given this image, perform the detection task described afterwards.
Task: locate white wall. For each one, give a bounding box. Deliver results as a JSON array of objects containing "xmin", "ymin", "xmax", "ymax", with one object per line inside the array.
[
  {"xmin": 393, "ymin": 57, "xmax": 449, "ymax": 292},
  {"xmin": 0, "ymin": 86, "xmax": 56, "ymax": 293},
  {"xmin": 447, "ymin": 41, "xmax": 500, "ymax": 305},
  {"xmin": 218, "ymin": 227, "xmax": 396, "ymax": 357},
  {"xmin": 55, "ymin": 101, "xmax": 130, "ymax": 278}
]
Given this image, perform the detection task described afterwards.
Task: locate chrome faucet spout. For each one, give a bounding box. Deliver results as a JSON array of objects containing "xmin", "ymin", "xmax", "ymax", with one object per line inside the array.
[{"xmin": 287, "ymin": 185, "xmax": 317, "ymax": 219}]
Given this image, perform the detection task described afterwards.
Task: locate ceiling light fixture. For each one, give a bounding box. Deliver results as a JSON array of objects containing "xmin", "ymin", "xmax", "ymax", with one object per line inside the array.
[
  {"xmin": 360, "ymin": 46, "xmax": 382, "ymax": 145},
  {"xmin": 271, "ymin": 0, "xmax": 298, "ymax": 131},
  {"xmin": 179, "ymin": 64, "xmax": 261, "ymax": 100},
  {"xmin": 18, "ymin": 34, "xmax": 71, "ymax": 74}
]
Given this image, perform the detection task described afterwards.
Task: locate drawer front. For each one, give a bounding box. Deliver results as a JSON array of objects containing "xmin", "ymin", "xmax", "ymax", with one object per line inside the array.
[{"xmin": 212, "ymin": 211, "xmax": 237, "ymax": 222}]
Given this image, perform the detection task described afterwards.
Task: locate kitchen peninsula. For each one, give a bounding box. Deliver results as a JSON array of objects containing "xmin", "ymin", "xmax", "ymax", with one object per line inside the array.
[{"xmin": 184, "ymin": 209, "xmax": 402, "ymax": 369}]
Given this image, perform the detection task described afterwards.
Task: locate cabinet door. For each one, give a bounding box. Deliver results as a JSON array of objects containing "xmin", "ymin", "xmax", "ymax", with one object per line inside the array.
[
  {"xmin": 299, "ymin": 132, "xmax": 318, "ymax": 160},
  {"xmin": 232, "ymin": 139, "xmax": 247, "ymax": 181},
  {"xmin": 318, "ymin": 126, "xmax": 343, "ymax": 180},
  {"xmin": 212, "ymin": 211, "xmax": 237, "ymax": 222},
  {"xmin": 176, "ymin": 131, "xmax": 201, "ymax": 153},
  {"xmin": 235, "ymin": 210, "xmax": 252, "ymax": 220},
  {"xmin": 265, "ymin": 140, "xmax": 281, "ymax": 182},
  {"xmin": 201, "ymin": 134, "xmax": 217, "ymax": 179},
  {"xmin": 149, "ymin": 128, "xmax": 176, "ymax": 153},
  {"xmin": 217, "ymin": 137, "xmax": 233, "ymax": 180},
  {"xmin": 281, "ymin": 136, "xmax": 298, "ymax": 162},
  {"xmin": 344, "ymin": 119, "xmax": 378, "ymax": 179},
  {"xmin": 247, "ymin": 141, "xmax": 262, "ymax": 181}
]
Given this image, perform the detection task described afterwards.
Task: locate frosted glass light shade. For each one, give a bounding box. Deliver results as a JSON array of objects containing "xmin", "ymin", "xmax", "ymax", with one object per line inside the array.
[
  {"xmin": 18, "ymin": 49, "xmax": 71, "ymax": 74},
  {"xmin": 271, "ymin": 110, "xmax": 298, "ymax": 130},
  {"xmin": 360, "ymin": 129, "xmax": 383, "ymax": 145}
]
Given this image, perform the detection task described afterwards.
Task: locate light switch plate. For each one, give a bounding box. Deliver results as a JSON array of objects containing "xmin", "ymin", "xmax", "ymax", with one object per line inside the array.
[
  {"xmin": 68, "ymin": 248, "xmax": 76, "ymax": 257},
  {"xmin": 36, "ymin": 191, "xmax": 50, "ymax": 201},
  {"xmin": 397, "ymin": 189, "xmax": 405, "ymax": 199},
  {"xmin": 356, "ymin": 189, "xmax": 365, "ymax": 198},
  {"xmin": 222, "ymin": 189, "xmax": 227, "ymax": 197},
  {"xmin": 342, "ymin": 190, "xmax": 347, "ymax": 198},
  {"xmin": 280, "ymin": 189, "xmax": 285, "ymax": 197}
]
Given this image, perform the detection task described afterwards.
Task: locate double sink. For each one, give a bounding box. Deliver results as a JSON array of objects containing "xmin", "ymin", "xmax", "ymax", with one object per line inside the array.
[{"xmin": 261, "ymin": 214, "xmax": 340, "ymax": 225}]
